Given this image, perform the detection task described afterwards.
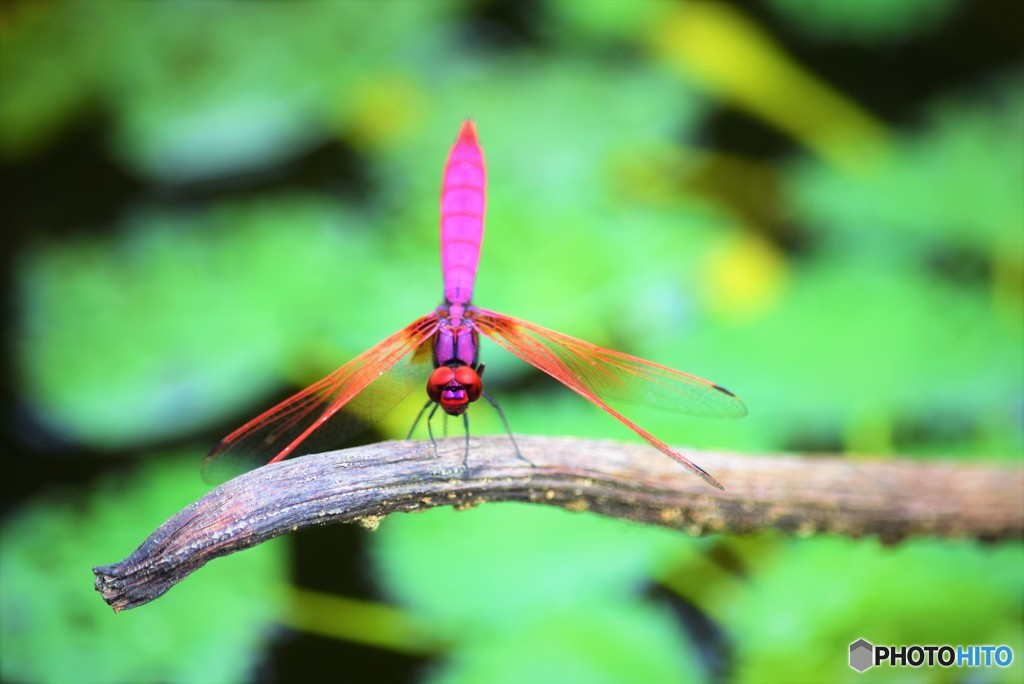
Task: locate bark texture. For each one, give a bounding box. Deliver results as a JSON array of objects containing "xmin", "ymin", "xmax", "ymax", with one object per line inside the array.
[{"xmin": 94, "ymin": 436, "xmax": 1023, "ymax": 611}]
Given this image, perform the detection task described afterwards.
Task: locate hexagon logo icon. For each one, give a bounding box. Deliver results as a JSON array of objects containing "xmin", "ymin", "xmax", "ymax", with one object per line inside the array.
[{"xmin": 850, "ymin": 639, "xmax": 874, "ymax": 672}]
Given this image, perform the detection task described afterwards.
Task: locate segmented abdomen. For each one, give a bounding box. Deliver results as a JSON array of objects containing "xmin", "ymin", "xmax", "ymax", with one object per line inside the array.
[{"xmin": 440, "ymin": 120, "xmax": 486, "ymax": 306}]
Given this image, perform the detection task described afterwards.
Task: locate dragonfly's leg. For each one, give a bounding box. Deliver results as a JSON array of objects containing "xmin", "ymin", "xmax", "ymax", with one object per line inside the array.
[
  {"xmin": 461, "ymin": 411, "xmax": 471, "ymax": 474},
  {"xmin": 482, "ymin": 390, "xmax": 534, "ymax": 466},
  {"xmin": 407, "ymin": 400, "xmax": 434, "ymax": 440},
  {"xmin": 426, "ymin": 403, "xmax": 441, "ymax": 459}
]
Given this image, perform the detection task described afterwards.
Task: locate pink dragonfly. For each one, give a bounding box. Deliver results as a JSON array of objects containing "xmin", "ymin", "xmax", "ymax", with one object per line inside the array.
[{"xmin": 203, "ymin": 121, "xmax": 746, "ymax": 488}]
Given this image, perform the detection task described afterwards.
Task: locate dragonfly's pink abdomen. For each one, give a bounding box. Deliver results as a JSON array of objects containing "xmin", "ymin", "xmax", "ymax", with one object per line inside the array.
[{"xmin": 440, "ymin": 120, "xmax": 486, "ymax": 305}]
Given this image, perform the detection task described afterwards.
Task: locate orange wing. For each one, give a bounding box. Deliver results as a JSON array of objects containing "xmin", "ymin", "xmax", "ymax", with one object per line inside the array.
[
  {"xmin": 473, "ymin": 308, "xmax": 745, "ymax": 489},
  {"xmin": 202, "ymin": 313, "xmax": 439, "ymax": 484}
]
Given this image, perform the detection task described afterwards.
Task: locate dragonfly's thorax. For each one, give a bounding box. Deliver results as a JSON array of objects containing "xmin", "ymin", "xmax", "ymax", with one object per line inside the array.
[{"xmin": 433, "ymin": 303, "xmax": 479, "ymax": 368}]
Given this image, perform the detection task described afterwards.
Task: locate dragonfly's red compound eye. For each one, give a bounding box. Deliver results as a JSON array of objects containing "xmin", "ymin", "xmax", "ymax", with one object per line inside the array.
[
  {"xmin": 454, "ymin": 366, "xmax": 483, "ymax": 402},
  {"xmin": 427, "ymin": 366, "xmax": 455, "ymax": 402}
]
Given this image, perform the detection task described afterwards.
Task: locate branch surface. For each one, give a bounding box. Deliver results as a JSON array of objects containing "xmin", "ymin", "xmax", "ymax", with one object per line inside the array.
[{"xmin": 94, "ymin": 436, "xmax": 1024, "ymax": 611}]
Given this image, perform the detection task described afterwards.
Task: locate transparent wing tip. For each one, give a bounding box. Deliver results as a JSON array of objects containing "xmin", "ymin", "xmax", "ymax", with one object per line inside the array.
[
  {"xmin": 712, "ymin": 383, "xmax": 748, "ymax": 418},
  {"xmin": 698, "ymin": 467, "xmax": 726, "ymax": 491},
  {"xmin": 712, "ymin": 383, "xmax": 736, "ymax": 398}
]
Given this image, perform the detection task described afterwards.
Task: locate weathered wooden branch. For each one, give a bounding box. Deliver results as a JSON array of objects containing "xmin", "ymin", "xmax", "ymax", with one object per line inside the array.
[{"xmin": 94, "ymin": 436, "xmax": 1023, "ymax": 612}]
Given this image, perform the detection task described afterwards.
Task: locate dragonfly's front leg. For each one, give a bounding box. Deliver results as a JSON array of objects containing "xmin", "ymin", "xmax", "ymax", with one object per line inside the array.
[
  {"xmin": 461, "ymin": 412, "xmax": 470, "ymax": 473},
  {"xmin": 407, "ymin": 399, "xmax": 444, "ymax": 460}
]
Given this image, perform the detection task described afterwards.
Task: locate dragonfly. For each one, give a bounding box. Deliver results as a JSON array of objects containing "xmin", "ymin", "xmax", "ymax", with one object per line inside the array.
[{"xmin": 203, "ymin": 121, "xmax": 746, "ymax": 489}]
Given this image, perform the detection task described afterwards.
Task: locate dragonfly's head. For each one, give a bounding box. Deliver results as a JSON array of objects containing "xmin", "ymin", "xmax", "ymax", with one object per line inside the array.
[{"xmin": 427, "ymin": 364, "xmax": 482, "ymax": 416}]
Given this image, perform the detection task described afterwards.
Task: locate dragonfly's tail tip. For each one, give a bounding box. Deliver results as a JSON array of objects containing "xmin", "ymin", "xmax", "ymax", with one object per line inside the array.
[{"xmin": 458, "ymin": 119, "xmax": 478, "ymax": 141}]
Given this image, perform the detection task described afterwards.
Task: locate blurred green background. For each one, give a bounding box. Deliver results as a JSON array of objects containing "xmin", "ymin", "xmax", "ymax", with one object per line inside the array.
[{"xmin": 2, "ymin": 1, "xmax": 1022, "ymax": 682}]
